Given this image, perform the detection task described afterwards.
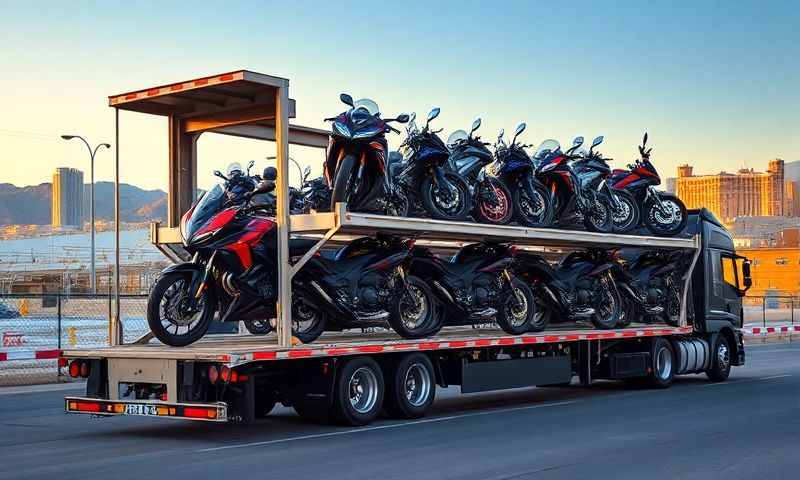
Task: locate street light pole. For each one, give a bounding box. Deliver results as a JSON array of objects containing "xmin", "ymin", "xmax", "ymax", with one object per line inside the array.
[{"xmin": 61, "ymin": 135, "xmax": 110, "ymax": 294}]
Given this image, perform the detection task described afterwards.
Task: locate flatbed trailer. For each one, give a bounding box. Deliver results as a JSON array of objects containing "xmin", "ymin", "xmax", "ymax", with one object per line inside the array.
[{"xmin": 61, "ymin": 70, "xmax": 751, "ymax": 426}]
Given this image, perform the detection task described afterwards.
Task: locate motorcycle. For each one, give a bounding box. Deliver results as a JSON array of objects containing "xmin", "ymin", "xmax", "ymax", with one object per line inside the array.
[
  {"xmin": 395, "ymin": 108, "xmax": 473, "ymax": 221},
  {"xmin": 289, "ymin": 166, "xmax": 331, "ymax": 214},
  {"xmin": 291, "ymin": 235, "xmax": 439, "ymax": 342},
  {"xmin": 446, "ymin": 118, "xmax": 514, "ymax": 224},
  {"xmin": 571, "ymin": 136, "xmax": 640, "ymax": 234},
  {"xmin": 609, "ymin": 133, "xmax": 687, "ymax": 236},
  {"xmin": 410, "ymin": 242, "xmax": 537, "ymax": 335},
  {"xmin": 516, "ymin": 249, "xmax": 622, "ymax": 330},
  {"xmin": 613, "ymin": 249, "xmax": 688, "ymax": 328},
  {"xmin": 146, "ymin": 163, "xmax": 313, "ymax": 346},
  {"xmin": 533, "ymin": 137, "xmax": 614, "ymax": 232},
  {"xmin": 491, "ymin": 123, "xmax": 553, "ymax": 227},
  {"xmin": 324, "ymin": 93, "xmax": 410, "ymax": 216}
]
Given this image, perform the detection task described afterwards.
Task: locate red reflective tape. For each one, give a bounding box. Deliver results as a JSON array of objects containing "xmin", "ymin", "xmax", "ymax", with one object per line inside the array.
[
  {"xmin": 389, "ymin": 344, "xmax": 416, "ymax": 350},
  {"xmin": 522, "ymin": 336, "xmax": 540, "ymax": 344},
  {"xmin": 219, "ymin": 74, "xmax": 234, "ymax": 81},
  {"xmin": 325, "ymin": 347, "xmax": 354, "ymax": 356},
  {"xmin": 194, "ymin": 78, "xmax": 209, "ymax": 86},
  {"xmin": 35, "ymin": 350, "xmax": 60, "ymax": 359},
  {"xmin": 621, "ymin": 331, "xmax": 638, "ymax": 337},
  {"xmin": 497, "ymin": 338, "xmax": 516, "ymax": 345},
  {"xmin": 124, "ymin": 93, "xmax": 138, "ymax": 100},
  {"xmin": 147, "ymin": 88, "xmax": 159, "ymax": 96},
  {"xmin": 171, "ymin": 84, "xmax": 184, "ymax": 91},
  {"xmin": 418, "ymin": 342, "xmax": 441, "ymax": 350},
  {"xmin": 286, "ymin": 349, "xmax": 314, "ymax": 358},
  {"xmin": 448, "ymin": 341, "xmax": 468, "ymax": 348},
  {"xmin": 0, "ymin": 353, "xmax": 6, "ymax": 361},
  {"xmin": 474, "ymin": 339, "xmax": 492, "ymax": 347},
  {"xmin": 542, "ymin": 336, "xmax": 561, "ymax": 342},
  {"xmin": 564, "ymin": 335, "xmax": 580, "ymax": 341},
  {"xmin": 356, "ymin": 345, "xmax": 385, "ymax": 354},
  {"xmin": 252, "ymin": 351, "xmax": 277, "ymax": 360}
]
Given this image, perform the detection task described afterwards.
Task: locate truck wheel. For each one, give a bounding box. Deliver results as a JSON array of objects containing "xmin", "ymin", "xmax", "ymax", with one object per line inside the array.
[
  {"xmin": 332, "ymin": 356, "xmax": 385, "ymax": 426},
  {"xmin": 706, "ymin": 335, "xmax": 731, "ymax": 382},
  {"xmin": 384, "ymin": 353, "xmax": 436, "ymax": 419},
  {"xmin": 648, "ymin": 337, "xmax": 675, "ymax": 388}
]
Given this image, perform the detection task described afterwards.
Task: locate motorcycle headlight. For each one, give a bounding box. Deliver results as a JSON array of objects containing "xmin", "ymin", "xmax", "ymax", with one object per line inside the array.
[
  {"xmin": 540, "ymin": 162, "xmax": 558, "ymax": 173},
  {"xmin": 353, "ymin": 127, "xmax": 382, "ymax": 139},
  {"xmin": 189, "ymin": 228, "xmax": 220, "ymax": 246},
  {"xmin": 333, "ymin": 122, "xmax": 351, "ymax": 138}
]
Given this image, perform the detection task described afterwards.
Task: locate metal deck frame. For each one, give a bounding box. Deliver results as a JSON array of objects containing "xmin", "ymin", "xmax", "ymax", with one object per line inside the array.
[{"xmin": 112, "ymin": 69, "xmax": 701, "ymax": 350}]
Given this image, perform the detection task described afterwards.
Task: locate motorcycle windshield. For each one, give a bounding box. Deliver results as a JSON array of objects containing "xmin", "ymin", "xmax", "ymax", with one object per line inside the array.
[
  {"xmin": 185, "ymin": 184, "xmax": 225, "ymax": 239},
  {"xmin": 533, "ymin": 139, "xmax": 561, "ymax": 161},
  {"xmin": 447, "ymin": 130, "xmax": 468, "ymax": 149},
  {"xmin": 353, "ymin": 98, "xmax": 380, "ymax": 116}
]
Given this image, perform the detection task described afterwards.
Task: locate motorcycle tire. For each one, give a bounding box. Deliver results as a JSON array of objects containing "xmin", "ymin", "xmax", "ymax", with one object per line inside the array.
[
  {"xmin": 473, "ymin": 178, "xmax": 513, "ymax": 225},
  {"xmin": 583, "ymin": 192, "xmax": 614, "ymax": 233},
  {"xmin": 643, "ymin": 193, "xmax": 687, "ymax": 237},
  {"xmin": 389, "ymin": 275, "xmax": 441, "ymax": 338},
  {"xmin": 512, "ymin": 182, "xmax": 553, "ymax": 228},
  {"xmin": 528, "ymin": 296, "xmax": 552, "ymax": 333},
  {"xmin": 420, "ymin": 171, "xmax": 472, "ymax": 221},
  {"xmin": 496, "ymin": 278, "xmax": 536, "ymax": 335},
  {"xmin": 386, "ymin": 187, "xmax": 411, "ymax": 217},
  {"xmin": 147, "ymin": 271, "xmax": 216, "ymax": 347},
  {"xmin": 610, "ymin": 189, "xmax": 640, "ymax": 234},
  {"xmin": 291, "ymin": 294, "xmax": 327, "ymax": 344},
  {"xmin": 590, "ymin": 274, "xmax": 622, "ymax": 329},
  {"xmin": 330, "ymin": 153, "xmax": 356, "ymax": 211},
  {"xmin": 244, "ymin": 318, "xmax": 273, "ymax": 335},
  {"xmin": 618, "ymin": 296, "xmax": 637, "ymax": 328}
]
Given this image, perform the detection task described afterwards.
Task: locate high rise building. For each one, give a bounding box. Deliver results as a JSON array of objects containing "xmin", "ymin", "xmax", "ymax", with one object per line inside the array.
[
  {"xmin": 676, "ymin": 159, "xmax": 786, "ymax": 223},
  {"xmin": 51, "ymin": 167, "xmax": 84, "ymax": 229}
]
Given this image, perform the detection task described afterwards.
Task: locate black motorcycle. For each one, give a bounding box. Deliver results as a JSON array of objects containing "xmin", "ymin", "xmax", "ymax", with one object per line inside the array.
[
  {"xmin": 410, "ymin": 242, "xmax": 537, "ymax": 335},
  {"xmin": 395, "ymin": 108, "xmax": 473, "ymax": 221},
  {"xmin": 614, "ymin": 249, "xmax": 688, "ymax": 328},
  {"xmin": 289, "ymin": 166, "xmax": 331, "ymax": 214},
  {"xmin": 491, "ymin": 123, "xmax": 553, "ymax": 227},
  {"xmin": 324, "ymin": 94, "xmax": 409, "ymax": 215},
  {"xmin": 291, "ymin": 235, "xmax": 439, "ymax": 342},
  {"xmin": 571, "ymin": 136, "xmax": 639, "ymax": 234},
  {"xmin": 516, "ymin": 249, "xmax": 622, "ymax": 330},
  {"xmin": 447, "ymin": 118, "xmax": 514, "ymax": 224},
  {"xmin": 609, "ymin": 133, "xmax": 688, "ymax": 236},
  {"xmin": 533, "ymin": 137, "xmax": 614, "ymax": 232}
]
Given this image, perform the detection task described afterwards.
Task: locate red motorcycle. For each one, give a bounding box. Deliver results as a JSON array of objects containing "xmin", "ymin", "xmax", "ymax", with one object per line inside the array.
[
  {"xmin": 146, "ymin": 165, "xmax": 315, "ymax": 346},
  {"xmin": 609, "ymin": 133, "xmax": 687, "ymax": 236}
]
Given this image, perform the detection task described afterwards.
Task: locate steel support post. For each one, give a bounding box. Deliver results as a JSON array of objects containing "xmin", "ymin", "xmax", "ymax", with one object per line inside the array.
[
  {"xmin": 275, "ymin": 83, "xmax": 292, "ymax": 348},
  {"xmin": 111, "ymin": 108, "xmax": 122, "ymax": 346},
  {"xmin": 679, "ymin": 236, "xmax": 702, "ymax": 327}
]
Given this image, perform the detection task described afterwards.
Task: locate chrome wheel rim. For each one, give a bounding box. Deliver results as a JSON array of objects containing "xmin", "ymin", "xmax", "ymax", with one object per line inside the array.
[
  {"xmin": 652, "ymin": 199, "xmax": 682, "ymax": 226},
  {"xmin": 160, "ymin": 278, "xmax": 204, "ymax": 335},
  {"xmin": 349, "ymin": 367, "xmax": 379, "ymax": 414},
  {"xmin": 481, "ymin": 184, "xmax": 510, "ymax": 222},
  {"xmin": 292, "ymin": 299, "xmax": 319, "ymax": 333},
  {"xmin": 404, "ymin": 363, "xmax": 431, "ymax": 407},
  {"xmin": 521, "ymin": 190, "xmax": 545, "ymax": 220},
  {"xmin": 507, "ymin": 287, "xmax": 529, "ymax": 327},
  {"xmin": 589, "ymin": 200, "xmax": 609, "ymax": 229},
  {"xmin": 612, "ymin": 195, "xmax": 634, "ymax": 228},
  {"xmin": 656, "ymin": 346, "xmax": 673, "ymax": 379},
  {"xmin": 434, "ymin": 184, "xmax": 461, "ymax": 212},
  {"xmin": 717, "ymin": 343, "xmax": 730, "ymax": 371},
  {"xmin": 399, "ymin": 284, "xmax": 428, "ymax": 330}
]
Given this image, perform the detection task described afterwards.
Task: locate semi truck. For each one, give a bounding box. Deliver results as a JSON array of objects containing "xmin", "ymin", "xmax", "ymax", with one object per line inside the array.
[{"xmin": 62, "ymin": 207, "xmax": 751, "ymax": 426}]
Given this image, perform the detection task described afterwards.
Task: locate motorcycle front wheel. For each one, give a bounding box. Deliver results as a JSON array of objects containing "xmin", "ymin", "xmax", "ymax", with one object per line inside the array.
[
  {"xmin": 513, "ymin": 182, "xmax": 553, "ymax": 228},
  {"xmin": 583, "ymin": 193, "xmax": 614, "ymax": 233},
  {"xmin": 610, "ymin": 190, "xmax": 640, "ymax": 234},
  {"xmin": 147, "ymin": 272, "xmax": 216, "ymax": 347},
  {"xmin": 244, "ymin": 318, "xmax": 273, "ymax": 335},
  {"xmin": 474, "ymin": 178, "xmax": 513, "ymax": 225},
  {"xmin": 291, "ymin": 294, "xmax": 327, "ymax": 343},
  {"xmin": 496, "ymin": 278, "xmax": 536, "ymax": 335},
  {"xmin": 643, "ymin": 193, "xmax": 687, "ymax": 237},
  {"xmin": 330, "ymin": 153, "xmax": 356, "ymax": 211},
  {"xmin": 590, "ymin": 274, "xmax": 622, "ymax": 329},
  {"xmin": 389, "ymin": 275, "xmax": 442, "ymax": 338},
  {"xmin": 421, "ymin": 171, "xmax": 472, "ymax": 221}
]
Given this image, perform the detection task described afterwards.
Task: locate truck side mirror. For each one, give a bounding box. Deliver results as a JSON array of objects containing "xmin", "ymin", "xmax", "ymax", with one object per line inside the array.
[{"xmin": 742, "ymin": 259, "xmax": 752, "ymax": 290}]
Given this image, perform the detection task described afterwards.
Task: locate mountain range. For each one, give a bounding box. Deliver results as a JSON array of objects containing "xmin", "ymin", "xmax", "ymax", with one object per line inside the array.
[{"xmin": 0, "ymin": 181, "xmax": 166, "ymax": 225}]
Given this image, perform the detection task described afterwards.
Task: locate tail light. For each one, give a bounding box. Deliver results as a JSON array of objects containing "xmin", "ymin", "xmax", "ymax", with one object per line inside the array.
[
  {"xmin": 230, "ymin": 370, "xmax": 239, "ymax": 383},
  {"xmin": 58, "ymin": 357, "xmax": 68, "ymax": 368},
  {"xmin": 220, "ymin": 366, "xmax": 231, "ymax": 383},
  {"xmin": 68, "ymin": 361, "xmax": 80, "ymax": 378},
  {"xmin": 79, "ymin": 361, "xmax": 90, "ymax": 378},
  {"xmin": 208, "ymin": 365, "xmax": 219, "ymax": 384}
]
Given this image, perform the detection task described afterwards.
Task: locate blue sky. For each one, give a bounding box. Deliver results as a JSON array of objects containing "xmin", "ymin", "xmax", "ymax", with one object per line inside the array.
[{"xmin": 0, "ymin": 0, "xmax": 797, "ymax": 190}]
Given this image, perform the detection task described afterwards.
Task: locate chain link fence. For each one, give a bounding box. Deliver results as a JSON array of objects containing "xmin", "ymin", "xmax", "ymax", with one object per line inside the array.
[
  {"xmin": 0, "ymin": 293, "xmax": 149, "ymax": 386},
  {"xmin": 743, "ymin": 295, "xmax": 799, "ymax": 342}
]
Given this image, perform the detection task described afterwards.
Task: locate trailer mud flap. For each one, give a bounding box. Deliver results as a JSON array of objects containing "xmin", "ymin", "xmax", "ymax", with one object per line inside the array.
[{"xmin": 461, "ymin": 356, "xmax": 571, "ymax": 393}]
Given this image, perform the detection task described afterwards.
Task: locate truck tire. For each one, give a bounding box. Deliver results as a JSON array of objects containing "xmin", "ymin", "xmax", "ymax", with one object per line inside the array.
[
  {"xmin": 706, "ymin": 335, "xmax": 731, "ymax": 382},
  {"xmin": 331, "ymin": 356, "xmax": 385, "ymax": 426},
  {"xmin": 648, "ymin": 337, "xmax": 675, "ymax": 388},
  {"xmin": 384, "ymin": 353, "xmax": 436, "ymax": 419}
]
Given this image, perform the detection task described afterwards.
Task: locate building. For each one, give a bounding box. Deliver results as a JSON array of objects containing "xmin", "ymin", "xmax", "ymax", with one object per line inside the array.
[
  {"xmin": 737, "ymin": 247, "xmax": 800, "ymax": 296},
  {"xmin": 676, "ymin": 159, "xmax": 786, "ymax": 223},
  {"xmin": 51, "ymin": 167, "xmax": 84, "ymax": 229},
  {"xmin": 786, "ymin": 180, "xmax": 800, "ymax": 217},
  {"xmin": 665, "ymin": 177, "xmax": 676, "ymax": 195}
]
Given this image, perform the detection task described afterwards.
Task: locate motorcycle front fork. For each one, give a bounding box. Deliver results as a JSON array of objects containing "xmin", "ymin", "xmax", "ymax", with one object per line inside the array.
[{"xmin": 646, "ymin": 186, "xmax": 675, "ymax": 220}]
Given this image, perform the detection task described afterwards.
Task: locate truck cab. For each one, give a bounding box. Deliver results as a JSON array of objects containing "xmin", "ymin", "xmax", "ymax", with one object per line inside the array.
[{"xmin": 686, "ymin": 208, "xmax": 752, "ymax": 370}]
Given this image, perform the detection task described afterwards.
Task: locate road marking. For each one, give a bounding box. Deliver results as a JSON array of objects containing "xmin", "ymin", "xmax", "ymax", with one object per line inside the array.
[
  {"xmin": 701, "ymin": 374, "xmax": 791, "ymax": 387},
  {"xmin": 198, "ymin": 400, "xmax": 576, "ymax": 453},
  {"xmin": 0, "ymin": 382, "xmax": 85, "ymax": 396}
]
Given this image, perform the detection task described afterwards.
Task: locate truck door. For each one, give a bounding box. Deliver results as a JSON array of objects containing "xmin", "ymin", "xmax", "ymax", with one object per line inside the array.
[{"xmin": 709, "ymin": 249, "xmax": 747, "ymax": 328}]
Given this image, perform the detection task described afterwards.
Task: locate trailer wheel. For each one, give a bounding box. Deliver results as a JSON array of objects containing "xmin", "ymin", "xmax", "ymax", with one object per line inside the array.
[
  {"xmin": 706, "ymin": 335, "xmax": 731, "ymax": 382},
  {"xmin": 384, "ymin": 353, "xmax": 436, "ymax": 419},
  {"xmin": 332, "ymin": 356, "xmax": 385, "ymax": 426},
  {"xmin": 648, "ymin": 337, "xmax": 675, "ymax": 388}
]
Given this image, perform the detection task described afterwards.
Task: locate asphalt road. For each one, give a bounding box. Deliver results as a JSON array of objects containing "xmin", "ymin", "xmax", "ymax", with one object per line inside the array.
[{"xmin": 1, "ymin": 342, "xmax": 799, "ymax": 480}]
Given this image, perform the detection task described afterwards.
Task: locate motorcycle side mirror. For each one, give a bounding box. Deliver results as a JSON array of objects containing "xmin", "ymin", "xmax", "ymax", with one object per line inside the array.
[
  {"xmin": 511, "ymin": 122, "xmax": 526, "ymax": 144},
  {"xmin": 426, "ymin": 107, "xmax": 441, "ymax": 124},
  {"xmin": 592, "ymin": 136, "xmax": 604, "ymax": 147},
  {"xmin": 340, "ymin": 93, "xmax": 354, "ymax": 107},
  {"xmin": 572, "ymin": 136, "xmax": 584, "ymax": 147},
  {"xmin": 395, "ymin": 113, "xmax": 410, "ymax": 124},
  {"xmin": 470, "ymin": 118, "xmax": 481, "ymax": 134},
  {"xmin": 246, "ymin": 160, "xmax": 255, "ymax": 174},
  {"xmin": 408, "ymin": 112, "xmax": 416, "ymax": 124},
  {"xmin": 213, "ymin": 170, "xmax": 227, "ymax": 181},
  {"xmin": 303, "ymin": 165, "xmax": 312, "ymax": 180},
  {"xmin": 498, "ymin": 128, "xmax": 505, "ymax": 142}
]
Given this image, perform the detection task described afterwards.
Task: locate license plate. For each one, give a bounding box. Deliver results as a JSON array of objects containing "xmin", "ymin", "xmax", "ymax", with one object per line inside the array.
[{"xmin": 124, "ymin": 404, "xmax": 158, "ymax": 416}]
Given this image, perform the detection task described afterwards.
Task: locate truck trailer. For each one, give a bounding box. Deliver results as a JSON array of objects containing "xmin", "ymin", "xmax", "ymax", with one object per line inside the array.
[{"xmin": 62, "ymin": 208, "xmax": 751, "ymax": 426}]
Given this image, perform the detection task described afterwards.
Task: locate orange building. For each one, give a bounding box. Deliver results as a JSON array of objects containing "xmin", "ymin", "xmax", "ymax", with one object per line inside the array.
[
  {"xmin": 676, "ymin": 160, "xmax": 785, "ymax": 223},
  {"xmin": 737, "ymin": 247, "xmax": 800, "ymax": 296}
]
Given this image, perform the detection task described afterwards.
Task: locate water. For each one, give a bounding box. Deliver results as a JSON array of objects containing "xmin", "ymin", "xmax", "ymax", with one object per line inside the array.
[{"xmin": 0, "ymin": 229, "xmax": 163, "ymax": 271}]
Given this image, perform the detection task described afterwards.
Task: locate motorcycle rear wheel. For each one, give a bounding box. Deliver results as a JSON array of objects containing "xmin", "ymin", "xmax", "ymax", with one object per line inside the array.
[
  {"xmin": 421, "ymin": 172, "xmax": 472, "ymax": 221},
  {"xmin": 610, "ymin": 190, "xmax": 640, "ymax": 234},
  {"xmin": 643, "ymin": 193, "xmax": 687, "ymax": 237},
  {"xmin": 330, "ymin": 153, "xmax": 356, "ymax": 211},
  {"xmin": 244, "ymin": 318, "xmax": 273, "ymax": 335},
  {"xmin": 291, "ymin": 294, "xmax": 327, "ymax": 343},
  {"xmin": 473, "ymin": 178, "xmax": 513, "ymax": 225},
  {"xmin": 583, "ymin": 193, "xmax": 614, "ymax": 233},
  {"xmin": 147, "ymin": 272, "xmax": 216, "ymax": 347}
]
